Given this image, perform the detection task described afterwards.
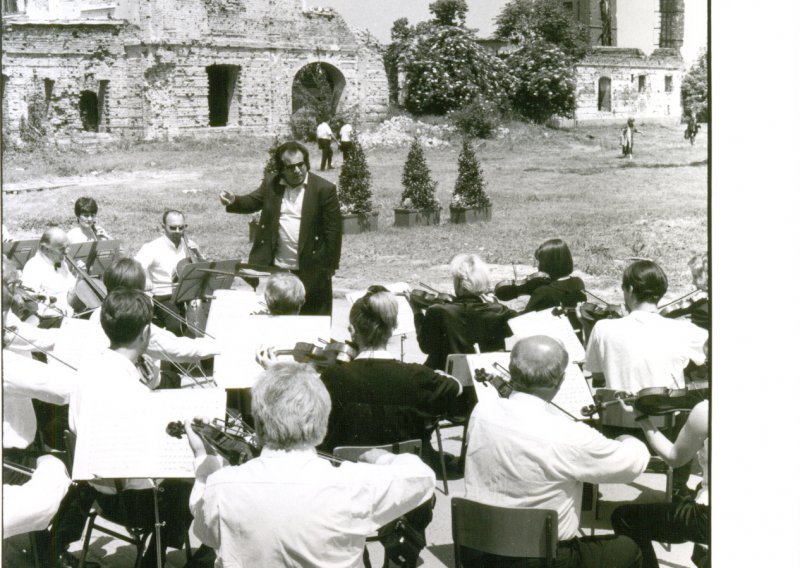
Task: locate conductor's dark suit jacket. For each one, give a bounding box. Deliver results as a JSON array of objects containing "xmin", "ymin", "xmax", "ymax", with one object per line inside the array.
[{"xmin": 225, "ymin": 172, "xmax": 342, "ymax": 275}]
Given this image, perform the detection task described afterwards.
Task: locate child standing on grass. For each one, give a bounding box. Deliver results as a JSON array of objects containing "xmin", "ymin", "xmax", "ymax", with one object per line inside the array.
[{"xmin": 621, "ymin": 117, "xmax": 639, "ymax": 159}]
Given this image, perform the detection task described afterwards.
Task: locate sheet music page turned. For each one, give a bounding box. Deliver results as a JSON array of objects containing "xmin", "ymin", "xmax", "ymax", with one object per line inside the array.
[{"xmin": 72, "ymin": 389, "xmax": 226, "ymax": 480}]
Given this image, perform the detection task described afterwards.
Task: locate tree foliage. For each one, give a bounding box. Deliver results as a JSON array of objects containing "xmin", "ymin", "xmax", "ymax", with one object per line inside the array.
[
  {"xmin": 494, "ymin": 0, "xmax": 588, "ymax": 59},
  {"xmin": 400, "ymin": 138, "xmax": 439, "ymax": 210},
  {"xmin": 681, "ymin": 49, "xmax": 708, "ymax": 122},
  {"xmin": 506, "ymin": 38, "xmax": 577, "ymax": 123},
  {"xmin": 338, "ymin": 133, "xmax": 374, "ymax": 214},
  {"xmin": 384, "ymin": 18, "xmax": 415, "ymax": 104},
  {"xmin": 452, "ymin": 138, "xmax": 490, "ymax": 208},
  {"xmin": 429, "ymin": 0, "xmax": 468, "ymax": 26}
]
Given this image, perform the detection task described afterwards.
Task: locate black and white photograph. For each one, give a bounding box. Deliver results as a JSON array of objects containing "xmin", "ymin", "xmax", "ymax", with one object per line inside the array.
[{"xmin": 1, "ymin": 0, "xmax": 796, "ymax": 566}]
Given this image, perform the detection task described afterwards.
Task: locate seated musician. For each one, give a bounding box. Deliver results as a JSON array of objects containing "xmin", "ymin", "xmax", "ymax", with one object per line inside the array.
[
  {"xmin": 186, "ymin": 362, "xmax": 435, "ymax": 566},
  {"xmin": 411, "ymin": 253, "xmax": 517, "ymax": 371},
  {"xmin": 660, "ymin": 252, "xmax": 708, "ymax": 330},
  {"xmin": 584, "ymin": 259, "xmax": 707, "ymax": 393},
  {"xmin": 319, "ymin": 288, "xmax": 462, "ymax": 461},
  {"xmin": 3, "ymin": 455, "xmax": 72, "ymax": 539},
  {"xmin": 2, "ymin": 258, "xmax": 61, "ymax": 350},
  {"xmin": 611, "ymin": 397, "xmax": 709, "ymax": 568},
  {"xmin": 463, "ymin": 335, "xmax": 650, "ymax": 568},
  {"xmin": 66, "ymin": 196, "xmax": 111, "ymax": 244},
  {"xmin": 68, "ymin": 289, "xmax": 192, "ymax": 567},
  {"xmin": 262, "ymin": 272, "xmax": 305, "ymax": 315},
  {"xmin": 20, "ymin": 227, "xmax": 77, "ymax": 322}
]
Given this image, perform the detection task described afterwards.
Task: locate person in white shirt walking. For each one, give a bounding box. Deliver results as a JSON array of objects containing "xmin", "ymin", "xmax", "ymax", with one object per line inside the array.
[
  {"xmin": 316, "ymin": 120, "xmax": 336, "ymax": 170},
  {"xmin": 186, "ymin": 361, "xmax": 436, "ymax": 567},
  {"xmin": 339, "ymin": 122, "xmax": 354, "ymax": 161},
  {"xmin": 464, "ymin": 335, "xmax": 649, "ymax": 567}
]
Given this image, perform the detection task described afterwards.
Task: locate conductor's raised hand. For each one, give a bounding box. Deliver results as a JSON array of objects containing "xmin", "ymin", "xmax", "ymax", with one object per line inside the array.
[{"xmin": 219, "ymin": 191, "xmax": 235, "ymax": 207}]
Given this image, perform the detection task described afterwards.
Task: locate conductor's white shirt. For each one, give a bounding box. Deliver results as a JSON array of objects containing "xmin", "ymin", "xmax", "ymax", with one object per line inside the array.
[{"xmin": 190, "ymin": 448, "xmax": 435, "ymax": 567}]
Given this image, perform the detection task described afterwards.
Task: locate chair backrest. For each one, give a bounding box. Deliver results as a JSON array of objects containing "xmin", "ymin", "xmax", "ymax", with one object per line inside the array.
[
  {"xmin": 451, "ymin": 498, "xmax": 557, "ymax": 568},
  {"xmin": 332, "ymin": 439, "xmax": 422, "ymax": 463}
]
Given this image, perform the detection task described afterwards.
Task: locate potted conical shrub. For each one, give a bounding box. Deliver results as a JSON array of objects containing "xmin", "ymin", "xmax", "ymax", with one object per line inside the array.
[
  {"xmin": 449, "ymin": 138, "xmax": 492, "ymax": 224},
  {"xmin": 338, "ymin": 133, "xmax": 378, "ymax": 234},
  {"xmin": 395, "ymin": 138, "xmax": 441, "ymax": 227}
]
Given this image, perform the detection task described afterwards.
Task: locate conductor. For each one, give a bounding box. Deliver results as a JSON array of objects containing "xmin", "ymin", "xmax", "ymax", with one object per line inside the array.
[{"xmin": 220, "ymin": 141, "xmax": 342, "ymax": 316}]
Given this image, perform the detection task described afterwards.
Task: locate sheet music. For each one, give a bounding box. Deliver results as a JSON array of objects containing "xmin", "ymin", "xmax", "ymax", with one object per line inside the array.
[
  {"xmin": 345, "ymin": 282, "xmax": 415, "ymax": 336},
  {"xmin": 52, "ymin": 318, "xmax": 108, "ymax": 369},
  {"xmin": 206, "ymin": 289, "xmax": 264, "ymax": 333},
  {"xmin": 506, "ymin": 309, "xmax": 585, "ymax": 363},
  {"xmin": 72, "ymin": 388, "xmax": 226, "ymax": 480},
  {"xmin": 212, "ymin": 315, "xmax": 331, "ymax": 388}
]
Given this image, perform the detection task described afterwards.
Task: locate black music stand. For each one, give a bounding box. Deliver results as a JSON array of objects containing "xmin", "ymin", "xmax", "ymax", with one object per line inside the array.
[
  {"xmin": 171, "ymin": 260, "xmax": 238, "ymax": 305},
  {"xmin": 3, "ymin": 239, "xmax": 40, "ymax": 269},
  {"xmin": 67, "ymin": 240, "xmax": 121, "ymax": 278}
]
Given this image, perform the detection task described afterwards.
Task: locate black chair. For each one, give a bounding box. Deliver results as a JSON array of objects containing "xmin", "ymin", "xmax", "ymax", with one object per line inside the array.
[{"xmin": 451, "ymin": 498, "xmax": 558, "ymax": 568}]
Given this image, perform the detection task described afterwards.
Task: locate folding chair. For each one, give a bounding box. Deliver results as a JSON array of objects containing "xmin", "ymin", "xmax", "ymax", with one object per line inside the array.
[{"xmin": 451, "ymin": 498, "xmax": 558, "ymax": 568}]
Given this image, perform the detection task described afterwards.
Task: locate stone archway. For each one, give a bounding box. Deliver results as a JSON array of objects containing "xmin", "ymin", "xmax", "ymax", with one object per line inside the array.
[{"xmin": 291, "ymin": 62, "xmax": 346, "ymax": 117}]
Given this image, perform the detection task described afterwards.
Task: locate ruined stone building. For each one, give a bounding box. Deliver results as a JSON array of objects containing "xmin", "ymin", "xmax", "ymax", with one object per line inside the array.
[{"xmin": 1, "ymin": 0, "xmax": 389, "ymax": 139}]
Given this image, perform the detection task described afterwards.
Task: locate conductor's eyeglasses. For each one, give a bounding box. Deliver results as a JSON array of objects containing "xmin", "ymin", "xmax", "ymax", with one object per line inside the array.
[{"xmin": 283, "ymin": 161, "xmax": 307, "ymax": 172}]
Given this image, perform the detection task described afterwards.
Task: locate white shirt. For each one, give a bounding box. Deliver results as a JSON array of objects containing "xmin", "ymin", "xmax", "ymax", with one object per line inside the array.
[
  {"xmin": 190, "ymin": 448, "xmax": 435, "ymax": 567},
  {"xmin": 316, "ymin": 122, "xmax": 334, "ymax": 140},
  {"xmin": 2, "ymin": 455, "xmax": 72, "ymax": 538},
  {"xmin": 274, "ymin": 178, "xmax": 306, "ymax": 270},
  {"xmin": 135, "ymin": 235, "xmax": 196, "ymax": 296},
  {"xmin": 21, "ymin": 251, "xmax": 76, "ymax": 316},
  {"xmin": 584, "ymin": 310, "xmax": 708, "ymax": 392},
  {"xmin": 4, "ymin": 311, "xmax": 59, "ymax": 354},
  {"xmin": 340, "ymin": 123, "xmax": 353, "ymax": 142},
  {"xmin": 465, "ymin": 392, "xmax": 649, "ymax": 540},
  {"xmin": 3, "ymin": 349, "xmax": 76, "ymax": 449},
  {"xmin": 66, "ymin": 226, "xmax": 95, "ymax": 244}
]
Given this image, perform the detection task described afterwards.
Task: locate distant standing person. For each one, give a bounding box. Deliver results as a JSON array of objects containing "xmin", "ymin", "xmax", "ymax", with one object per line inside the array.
[
  {"xmin": 621, "ymin": 118, "xmax": 640, "ymax": 159},
  {"xmin": 316, "ymin": 120, "xmax": 335, "ymax": 171},
  {"xmin": 685, "ymin": 111, "xmax": 700, "ymax": 145},
  {"xmin": 339, "ymin": 122, "xmax": 353, "ymax": 161}
]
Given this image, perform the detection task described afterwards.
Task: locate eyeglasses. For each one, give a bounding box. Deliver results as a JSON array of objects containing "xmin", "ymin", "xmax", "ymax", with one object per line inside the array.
[
  {"xmin": 167, "ymin": 225, "xmax": 187, "ymax": 231},
  {"xmin": 283, "ymin": 161, "xmax": 307, "ymax": 172}
]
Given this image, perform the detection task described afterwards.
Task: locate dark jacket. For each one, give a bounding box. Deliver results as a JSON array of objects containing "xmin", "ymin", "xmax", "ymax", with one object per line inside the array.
[{"xmin": 225, "ymin": 172, "xmax": 342, "ymax": 274}]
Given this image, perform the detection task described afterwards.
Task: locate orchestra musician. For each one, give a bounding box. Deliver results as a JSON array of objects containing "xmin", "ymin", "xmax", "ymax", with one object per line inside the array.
[
  {"xmin": 66, "ymin": 196, "xmax": 111, "ymax": 244},
  {"xmin": 261, "ymin": 272, "xmax": 306, "ymax": 315},
  {"xmin": 410, "ymin": 253, "xmax": 517, "ymax": 371},
  {"xmin": 584, "ymin": 259, "xmax": 707, "ymax": 393},
  {"xmin": 185, "ymin": 362, "xmax": 435, "ymax": 566},
  {"xmin": 463, "ymin": 335, "xmax": 650, "ymax": 568},
  {"xmin": 219, "ymin": 140, "xmax": 342, "ymax": 316},
  {"xmin": 20, "ymin": 227, "xmax": 78, "ymax": 324},
  {"xmin": 135, "ymin": 210, "xmax": 203, "ymax": 388},
  {"xmin": 611, "ymin": 397, "xmax": 709, "ymax": 568},
  {"xmin": 660, "ymin": 252, "xmax": 708, "ymax": 330},
  {"xmin": 2, "ymin": 258, "xmax": 61, "ymax": 350}
]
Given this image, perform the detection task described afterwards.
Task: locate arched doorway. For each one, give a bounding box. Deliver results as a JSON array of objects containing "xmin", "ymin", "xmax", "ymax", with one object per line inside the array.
[
  {"xmin": 79, "ymin": 90, "xmax": 99, "ymax": 131},
  {"xmin": 291, "ymin": 62, "xmax": 346, "ymax": 118},
  {"xmin": 597, "ymin": 77, "xmax": 612, "ymax": 112}
]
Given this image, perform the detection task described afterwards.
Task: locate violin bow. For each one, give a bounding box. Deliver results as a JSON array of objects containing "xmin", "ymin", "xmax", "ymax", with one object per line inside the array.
[
  {"xmin": 3, "ymin": 327, "xmax": 78, "ymax": 371},
  {"xmin": 493, "ymin": 362, "xmax": 580, "ymax": 421},
  {"xmin": 582, "ymin": 289, "xmax": 612, "ymax": 306}
]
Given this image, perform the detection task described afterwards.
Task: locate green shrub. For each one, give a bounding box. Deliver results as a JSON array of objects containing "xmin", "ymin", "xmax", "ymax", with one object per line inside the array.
[
  {"xmin": 338, "ymin": 133, "xmax": 373, "ymax": 214},
  {"xmin": 452, "ymin": 138, "xmax": 490, "ymax": 208},
  {"xmin": 289, "ymin": 108, "xmax": 318, "ymax": 142},
  {"xmin": 681, "ymin": 49, "xmax": 708, "ymax": 122},
  {"xmin": 400, "ymin": 138, "xmax": 439, "ymax": 210},
  {"xmin": 447, "ymin": 97, "xmax": 501, "ymax": 139}
]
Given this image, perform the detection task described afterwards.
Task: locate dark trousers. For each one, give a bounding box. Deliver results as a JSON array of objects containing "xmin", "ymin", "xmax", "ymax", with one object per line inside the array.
[
  {"xmin": 340, "ymin": 141, "xmax": 353, "ymax": 161},
  {"xmin": 461, "ymin": 534, "xmax": 642, "ymax": 568},
  {"xmin": 611, "ymin": 500, "xmax": 709, "ymax": 568},
  {"xmin": 152, "ymin": 295, "xmax": 183, "ymax": 389},
  {"xmin": 318, "ymin": 139, "xmax": 333, "ymax": 170},
  {"xmin": 295, "ymin": 269, "xmax": 333, "ymax": 316}
]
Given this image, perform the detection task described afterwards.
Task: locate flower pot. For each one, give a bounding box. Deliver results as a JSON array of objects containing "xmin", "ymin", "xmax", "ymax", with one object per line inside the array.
[
  {"xmin": 393, "ymin": 207, "xmax": 441, "ymax": 228},
  {"xmin": 342, "ymin": 211, "xmax": 379, "ymax": 235},
  {"xmin": 449, "ymin": 204, "xmax": 492, "ymax": 225}
]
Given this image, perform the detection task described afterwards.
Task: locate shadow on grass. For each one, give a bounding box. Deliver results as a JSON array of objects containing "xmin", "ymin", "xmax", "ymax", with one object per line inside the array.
[{"xmin": 619, "ymin": 159, "xmax": 708, "ymax": 170}]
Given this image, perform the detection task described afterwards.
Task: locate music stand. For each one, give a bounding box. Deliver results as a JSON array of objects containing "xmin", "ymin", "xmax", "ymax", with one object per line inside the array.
[
  {"xmin": 67, "ymin": 240, "xmax": 122, "ymax": 277},
  {"xmin": 3, "ymin": 239, "xmax": 40, "ymax": 269},
  {"xmin": 172, "ymin": 260, "xmax": 238, "ymax": 306}
]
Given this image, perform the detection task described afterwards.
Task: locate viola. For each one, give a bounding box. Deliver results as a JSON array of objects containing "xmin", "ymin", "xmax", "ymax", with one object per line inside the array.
[
  {"xmin": 494, "ymin": 271, "xmax": 551, "ymax": 301},
  {"xmin": 581, "ymin": 386, "xmax": 710, "ymax": 418}
]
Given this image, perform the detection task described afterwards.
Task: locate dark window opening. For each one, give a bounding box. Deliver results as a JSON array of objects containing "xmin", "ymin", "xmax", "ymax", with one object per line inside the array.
[
  {"xmin": 2, "ymin": 0, "xmax": 20, "ymax": 14},
  {"xmin": 79, "ymin": 90, "xmax": 99, "ymax": 132},
  {"xmin": 598, "ymin": 77, "xmax": 611, "ymax": 112},
  {"xmin": 206, "ymin": 65, "xmax": 239, "ymax": 127},
  {"xmin": 44, "ymin": 79, "xmax": 55, "ymax": 115},
  {"xmin": 638, "ymin": 75, "xmax": 646, "ymax": 93},
  {"xmin": 562, "ymin": 1, "xmax": 573, "ymax": 15},
  {"xmin": 664, "ymin": 75, "xmax": 673, "ymax": 93}
]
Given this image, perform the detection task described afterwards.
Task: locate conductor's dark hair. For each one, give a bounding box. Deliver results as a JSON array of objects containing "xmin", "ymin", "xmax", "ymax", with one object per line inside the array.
[
  {"xmin": 275, "ymin": 141, "xmax": 311, "ymax": 171},
  {"xmin": 101, "ymin": 289, "xmax": 153, "ymax": 347},
  {"xmin": 74, "ymin": 196, "xmax": 98, "ymax": 217},
  {"xmin": 622, "ymin": 260, "xmax": 668, "ymax": 304},
  {"xmin": 535, "ymin": 238, "xmax": 574, "ymax": 279},
  {"xmin": 103, "ymin": 257, "xmax": 147, "ymax": 293},
  {"xmin": 162, "ymin": 209, "xmax": 185, "ymax": 225}
]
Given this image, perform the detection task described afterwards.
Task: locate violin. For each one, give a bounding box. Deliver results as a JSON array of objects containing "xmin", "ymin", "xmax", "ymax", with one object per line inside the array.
[
  {"xmin": 267, "ymin": 339, "xmax": 358, "ymax": 369},
  {"xmin": 581, "ymin": 386, "xmax": 710, "ymax": 418},
  {"xmin": 494, "ymin": 271, "xmax": 551, "ymax": 301},
  {"xmin": 474, "ymin": 368, "xmax": 513, "ymax": 398},
  {"xmin": 63, "ymin": 254, "xmax": 107, "ymax": 315},
  {"xmin": 13, "ymin": 284, "xmax": 67, "ymax": 321},
  {"xmin": 658, "ymin": 289, "xmax": 708, "ymax": 320},
  {"xmin": 408, "ymin": 283, "xmax": 456, "ymax": 310}
]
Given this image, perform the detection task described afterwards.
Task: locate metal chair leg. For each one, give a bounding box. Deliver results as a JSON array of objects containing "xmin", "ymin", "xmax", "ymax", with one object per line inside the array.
[
  {"xmin": 435, "ymin": 423, "xmax": 449, "ymax": 495},
  {"xmin": 79, "ymin": 512, "xmax": 98, "ymax": 568}
]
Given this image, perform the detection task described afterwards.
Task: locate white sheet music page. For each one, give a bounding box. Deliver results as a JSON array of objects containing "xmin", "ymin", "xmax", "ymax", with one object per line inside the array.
[
  {"xmin": 506, "ymin": 309, "xmax": 585, "ymax": 363},
  {"xmin": 72, "ymin": 388, "xmax": 226, "ymax": 480}
]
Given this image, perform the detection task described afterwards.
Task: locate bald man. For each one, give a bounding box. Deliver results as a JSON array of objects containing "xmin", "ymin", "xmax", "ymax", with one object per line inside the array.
[
  {"xmin": 21, "ymin": 228, "xmax": 77, "ymax": 322},
  {"xmin": 463, "ymin": 336, "xmax": 650, "ymax": 568}
]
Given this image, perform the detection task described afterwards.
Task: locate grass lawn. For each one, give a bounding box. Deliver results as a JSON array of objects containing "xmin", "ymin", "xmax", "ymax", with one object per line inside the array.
[{"xmin": 2, "ymin": 120, "xmax": 707, "ymax": 305}]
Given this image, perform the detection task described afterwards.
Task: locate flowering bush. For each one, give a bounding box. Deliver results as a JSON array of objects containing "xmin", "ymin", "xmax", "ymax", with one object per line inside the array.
[
  {"xmin": 359, "ymin": 116, "xmax": 456, "ymax": 150},
  {"xmin": 447, "ymin": 97, "xmax": 502, "ymax": 139},
  {"xmin": 337, "ymin": 133, "xmax": 374, "ymax": 214},
  {"xmin": 403, "ymin": 26, "xmax": 516, "ymax": 115},
  {"xmin": 400, "ymin": 138, "xmax": 439, "ymax": 210},
  {"xmin": 451, "ymin": 138, "xmax": 490, "ymax": 208},
  {"xmin": 506, "ymin": 39, "xmax": 576, "ymax": 124}
]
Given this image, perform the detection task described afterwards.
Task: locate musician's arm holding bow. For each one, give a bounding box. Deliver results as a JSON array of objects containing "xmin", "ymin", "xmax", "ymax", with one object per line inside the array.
[{"xmin": 3, "ymin": 455, "xmax": 72, "ymax": 538}]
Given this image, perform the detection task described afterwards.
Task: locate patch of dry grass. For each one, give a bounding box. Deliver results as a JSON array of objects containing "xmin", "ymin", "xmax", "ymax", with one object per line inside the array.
[{"xmin": 2, "ymin": 120, "xmax": 707, "ymax": 305}]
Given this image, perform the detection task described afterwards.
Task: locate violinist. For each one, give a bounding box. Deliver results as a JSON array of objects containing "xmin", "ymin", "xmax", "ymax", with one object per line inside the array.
[
  {"xmin": 584, "ymin": 259, "xmax": 707, "ymax": 393},
  {"xmin": 660, "ymin": 252, "xmax": 708, "ymax": 330},
  {"xmin": 66, "ymin": 196, "xmax": 111, "ymax": 244},
  {"xmin": 611, "ymin": 397, "xmax": 709, "ymax": 568},
  {"xmin": 411, "ymin": 254, "xmax": 517, "ymax": 371},
  {"xmin": 262, "ymin": 272, "xmax": 306, "ymax": 315},
  {"xmin": 2, "ymin": 259, "xmax": 60, "ymax": 352},
  {"xmin": 20, "ymin": 227, "xmax": 78, "ymax": 323},
  {"xmin": 185, "ymin": 362, "xmax": 435, "ymax": 567}
]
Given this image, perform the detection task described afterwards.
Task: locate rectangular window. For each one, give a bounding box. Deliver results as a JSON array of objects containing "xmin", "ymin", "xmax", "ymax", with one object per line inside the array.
[
  {"xmin": 665, "ymin": 75, "xmax": 673, "ymax": 93},
  {"xmin": 2, "ymin": 0, "xmax": 20, "ymax": 14},
  {"xmin": 206, "ymin": 65, "xmax": 240, "ymax": 127},
  {"xmin": 638, "ymin": 75, "xmax": 646, "ymax": 93},
  {"xmin": 44, "ymin": 78, "xmax": 55, "ymax": 115}
]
